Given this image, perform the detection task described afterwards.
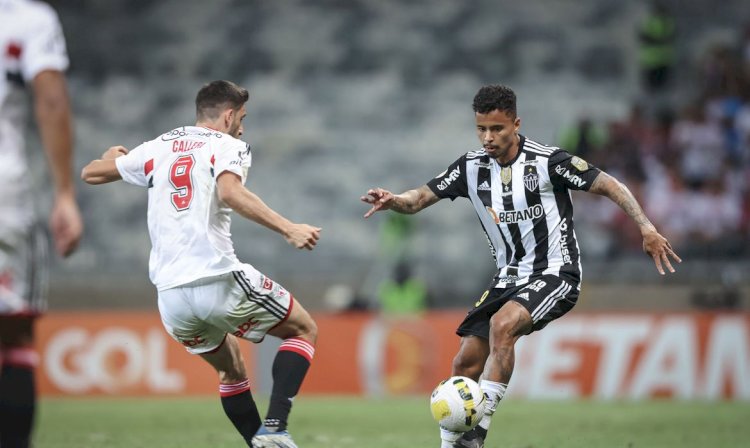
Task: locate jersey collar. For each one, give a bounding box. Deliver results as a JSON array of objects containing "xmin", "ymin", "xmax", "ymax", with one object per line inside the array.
[{"xmin": 496, "ymin": 134, "xmax": 526, "ymax": 167}]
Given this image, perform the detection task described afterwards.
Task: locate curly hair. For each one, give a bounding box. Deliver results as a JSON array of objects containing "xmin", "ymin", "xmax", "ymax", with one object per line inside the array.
[{"xmin": 472, "ymin": 85, "xmax": 517, "ymax": 117}]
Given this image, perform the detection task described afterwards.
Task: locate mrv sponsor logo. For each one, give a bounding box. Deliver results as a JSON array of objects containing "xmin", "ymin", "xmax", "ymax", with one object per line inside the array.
[
  {"xmin": 436, "ymin": 167, "xmax": 461, "ymax": 190},
  {"xmin": 555, "ymin": 165, "xmax": 586, "ymax": 188}
]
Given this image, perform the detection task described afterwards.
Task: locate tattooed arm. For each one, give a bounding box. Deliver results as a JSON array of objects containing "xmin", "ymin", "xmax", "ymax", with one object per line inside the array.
[
  {"xmin": 589, "ymin": 172, "xmax": 681, "ymax": 275},
  {"xmin": 361, "ymin": 185, "xmax": 440, "ymax": 218}
]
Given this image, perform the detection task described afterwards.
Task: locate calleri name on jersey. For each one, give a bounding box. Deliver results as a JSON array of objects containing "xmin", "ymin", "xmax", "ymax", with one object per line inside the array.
[{"xmin": 427, "ymin": 135, "xmax": 601, "ymax": 288}]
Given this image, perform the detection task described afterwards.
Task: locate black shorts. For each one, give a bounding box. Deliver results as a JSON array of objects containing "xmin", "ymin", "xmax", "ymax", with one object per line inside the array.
[{"xmin": 456, "ymin": 274, "xmax": 579, "ymax": 339}]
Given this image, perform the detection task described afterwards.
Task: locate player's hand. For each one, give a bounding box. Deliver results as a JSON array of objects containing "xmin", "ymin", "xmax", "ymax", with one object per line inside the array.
[
  {"xmin": 49, "ymin": 193, "xmax": 83, "ymax": 257},
  {"xmin": 361, "ymin": 188, "xmax": 395, "ymax": 218},
  {"xmin": 284, "ymin": 224, "xmax": 321, "ymax": 250},
  {"xmin": 102, "ymin": 145, "xmax": 128, "ymax": 160},
  {"xmin": 642, "ymin": 228, "xmax": 681, "ymax": 275}
]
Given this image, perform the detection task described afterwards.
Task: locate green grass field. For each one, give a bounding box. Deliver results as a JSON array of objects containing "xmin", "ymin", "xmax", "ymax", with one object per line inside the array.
[{"xmin": 36, "ymin": 397, "xmax": 750, "ymax": 448}]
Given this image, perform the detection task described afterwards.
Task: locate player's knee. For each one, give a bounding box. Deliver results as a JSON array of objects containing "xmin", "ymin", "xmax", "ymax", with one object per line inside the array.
[
  {"xmin": 489, "ymin": 306, "xmax": 529, "ymax": 345},
  {"xmin": 305, "ymin": 317, "xmax": 318, "ymax": 344},
  {"xmin": 218, "ymin": 366, "xmax": 247, "ymax": 384},
  {"xmin": 290, "ymin": 304, "xmax": 318, "ymax": 344},
  {"xmin": 292, "ymin": 315, "xmax": 317, "ymax": 345},
  {"xmin": 451, "ymin": 352, "xmax": 483, "ymax": 380}
]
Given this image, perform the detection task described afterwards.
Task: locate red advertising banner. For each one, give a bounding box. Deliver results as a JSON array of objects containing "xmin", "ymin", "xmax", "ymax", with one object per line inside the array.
[
  {"xmin": 36, "ymin": 311, "xmax": 750, "ymax": 400},
  {"xmin": 36, "ymin": 312, "xmax": 238, "ymax": 396}
]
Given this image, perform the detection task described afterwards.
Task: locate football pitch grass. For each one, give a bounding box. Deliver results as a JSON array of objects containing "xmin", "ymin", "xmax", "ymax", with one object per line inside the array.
[{"xmin": 37, "ymin": 396, "xmax": 749, "ymax": 448}]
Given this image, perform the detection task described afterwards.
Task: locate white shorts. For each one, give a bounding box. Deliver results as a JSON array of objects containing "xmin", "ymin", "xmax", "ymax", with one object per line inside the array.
[
  {"xmin": 157, "ymin": 264, "xmax": 293, "ymax": 354},
  {"xmin": 0, "ymin": 225, "xmax": 48, "ymax": 316}
]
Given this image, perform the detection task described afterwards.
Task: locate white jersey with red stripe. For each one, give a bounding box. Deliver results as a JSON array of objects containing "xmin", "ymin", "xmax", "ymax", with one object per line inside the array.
[
  {"xmin": 0, "ymin": 0, "xmax": 69, "ymax": 236},
  {"xmin": 115, "ymin": 126, "xmax": 251, "ymax": 291}
]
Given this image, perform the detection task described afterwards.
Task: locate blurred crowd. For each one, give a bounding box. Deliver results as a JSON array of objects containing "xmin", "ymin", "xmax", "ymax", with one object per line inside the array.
[{"xmin": 563, "ymin": 20, "xmax": 750, "ymax": 260}]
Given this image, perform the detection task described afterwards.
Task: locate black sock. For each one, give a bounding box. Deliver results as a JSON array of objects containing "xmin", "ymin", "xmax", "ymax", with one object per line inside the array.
[
  {"xmin": 219, "ymin": 380, "xmax": 261, "ymax": 446},
  {"xmin": 265, "ymin": 338, "xmax": 314, "ymax": 432},
  {"xmin": 0, "ymin": 364, "xmax": 36, "ymax": 448}
]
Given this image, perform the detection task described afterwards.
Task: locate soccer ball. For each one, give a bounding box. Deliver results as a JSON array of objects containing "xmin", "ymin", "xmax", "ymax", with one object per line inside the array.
[{"xmin": 429, "ymin": 376, "xmax": 486, "ymax": 432}]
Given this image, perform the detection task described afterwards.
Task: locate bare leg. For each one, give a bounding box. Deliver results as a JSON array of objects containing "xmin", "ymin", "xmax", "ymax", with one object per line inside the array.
[
  {"xmin": 483, "ymin": 301, "xmax": 532, "ymax": 384},
  {"xmin": 456, "ymin": 301, "xmax": 532, "ymax": 447},
  {"xmin": 451, "ymin": 335, "xmax": 489, "ymax": 381},
  {"xmin": 201, "ymin": 335, "xmax": 260, "ymax": 447}
]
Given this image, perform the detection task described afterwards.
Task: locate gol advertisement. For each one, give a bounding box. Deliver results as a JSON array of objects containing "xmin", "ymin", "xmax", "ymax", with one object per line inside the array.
[{"xmin": 35, "ymin": 311, "xmax": 750, "ymax": 400}]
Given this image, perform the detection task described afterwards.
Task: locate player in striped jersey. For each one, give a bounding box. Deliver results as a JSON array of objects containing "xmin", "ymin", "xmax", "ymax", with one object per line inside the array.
[
  {"xmin": 82, "ymin": 81, "xmax": 320, "ymax": 448},
  {"xmin": 362, "ymin": 85, "xmax": 680, "ymax": 448}
]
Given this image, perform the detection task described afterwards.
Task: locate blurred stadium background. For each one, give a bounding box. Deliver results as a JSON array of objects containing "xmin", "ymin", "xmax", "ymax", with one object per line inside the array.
[{"xmin": 24, "ymin": 0, "xmax": 750, "ymax": 446}]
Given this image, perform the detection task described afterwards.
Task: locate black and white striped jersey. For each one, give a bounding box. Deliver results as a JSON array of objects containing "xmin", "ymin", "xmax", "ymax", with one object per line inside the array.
[{"xmin": 426, "ymin": 135, "xmax": 601, "ymax": 288}]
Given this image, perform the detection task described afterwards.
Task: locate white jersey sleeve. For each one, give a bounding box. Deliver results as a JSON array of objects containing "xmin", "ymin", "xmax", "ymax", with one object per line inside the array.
[
  {"xmin": 214, "ymin": 138, "xmax": 252, "ymax": 183},
  {"xmin": 19, "ymin": 2, "xmax": 69, "ymax": 81},
  {"xmin": 115, "ymin": 143, "xmax": 151, "ymax": 187}
]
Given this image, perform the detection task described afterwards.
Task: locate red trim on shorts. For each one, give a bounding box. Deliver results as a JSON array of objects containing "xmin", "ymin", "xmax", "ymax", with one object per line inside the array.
[
  {"xmin": 204, "ymin": 335, "xmax": 227, "ymax": 354},
  {"xmin": 268, "ymin": 294, "xmax": 294, "ymax": 332}
]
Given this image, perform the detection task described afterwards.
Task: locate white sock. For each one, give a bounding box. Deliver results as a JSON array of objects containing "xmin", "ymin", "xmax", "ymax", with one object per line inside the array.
[
  {"xmin": 440, "ymin": 427, "xmax": 461, "ymax": 448},
  {"xmin": 478, "ymin": 380, "xmax": 507, "ymax": 431}
]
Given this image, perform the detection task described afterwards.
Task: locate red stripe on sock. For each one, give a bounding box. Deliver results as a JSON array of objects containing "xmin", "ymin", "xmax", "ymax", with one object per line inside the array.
[
  {"xmin": 219, "ymin": 379, "xmax": 251, "ymax": 397},
  {"xmin": 279, "ymin": 337, "xmax": 315, "ymax": 362},
  {"xmin": 2, "ymin": 347, "xmax": 39, "ymax": 369}
]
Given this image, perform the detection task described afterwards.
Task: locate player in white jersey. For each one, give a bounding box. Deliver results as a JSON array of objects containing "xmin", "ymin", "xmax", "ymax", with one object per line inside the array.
[
  {"xmin": 82, "ymin": 80, "xmax": 320, "ymax": 448},
  {"xmin": 362, "ymin": 85, "xmax": 681, "ymax": 448},
  {"xmin": 0, "ymin": 1, "xmax": 83, "ymax": 446}
]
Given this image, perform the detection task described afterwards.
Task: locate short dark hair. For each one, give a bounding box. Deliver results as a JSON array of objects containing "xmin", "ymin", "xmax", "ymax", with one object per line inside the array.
[
  {"xmin": 195, "ymin": 80, "xmax": 249, "ymax": 121},
  {"xmin": 472, "ymin": 84, "xmax": 517, "ymax": 117}
]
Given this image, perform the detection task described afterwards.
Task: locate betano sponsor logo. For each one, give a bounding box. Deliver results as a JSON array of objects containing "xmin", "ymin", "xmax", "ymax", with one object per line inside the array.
[{"xmin": 486, "ymin": 204, "xmax": 543, "ymax": 224}]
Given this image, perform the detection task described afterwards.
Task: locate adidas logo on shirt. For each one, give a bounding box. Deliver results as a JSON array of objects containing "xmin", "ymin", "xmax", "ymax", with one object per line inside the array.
[
  {"xmin": 477, "ymin": 180, "xmax": 491, "ymax": 191},
  {"xmin": 517, "ymin": 292, "xmax": 530, "ymax": 301}
]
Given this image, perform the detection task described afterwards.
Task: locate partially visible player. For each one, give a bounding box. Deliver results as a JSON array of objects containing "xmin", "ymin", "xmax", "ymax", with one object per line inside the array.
[
  {"xmin": 82, "ymin": 80, "xmax": 320, "ymax": 448},
  {"xmin": 362, "ymin": 84, "xmax": 680, "ymax": 448},
  {"xmin": 0, "ymin": 1, "xmax": 83, "ymax": 446}
]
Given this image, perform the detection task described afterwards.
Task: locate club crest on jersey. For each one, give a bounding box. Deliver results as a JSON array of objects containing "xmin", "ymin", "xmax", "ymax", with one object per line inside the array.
[
  {"xmin": 571, "ymin": 156, "xmax": 589, "ymax": 171},
  {"xmin": 523, "ymin": 171, "xmax": 539, "ymax": 192},
  {"xmin": 501, "ymin": 167, "xmax": 512, "ymax": 185}
]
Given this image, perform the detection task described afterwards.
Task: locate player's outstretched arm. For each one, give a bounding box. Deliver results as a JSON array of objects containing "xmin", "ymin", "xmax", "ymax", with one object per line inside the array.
[
  {"xmin": 217, "ymin": 172, "xmax": 321, "ymax": 250},
  {"xmin": 81, "ymin": 146, "xmax": 128, "ymax": 184},
  {"xmin": 360, "ymin": 185, "xmax": 439, "ymax": 218},
  {"xmin": 34, "ymin": 70, "xmax": 82, "ymax": 257},
  {"xmin": 588, "ymin": 171, "xmax": 682, "ymax": 275}
]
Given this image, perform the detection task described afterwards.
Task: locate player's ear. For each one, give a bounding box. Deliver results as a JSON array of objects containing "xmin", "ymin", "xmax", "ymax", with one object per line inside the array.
[
  {"xmin": 514, "ymin": 116, "xmax": 521, "ymax": 131},
  {"xmin": 223, "ymin": 108, "xmax": 234, "ymax": 129}
]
